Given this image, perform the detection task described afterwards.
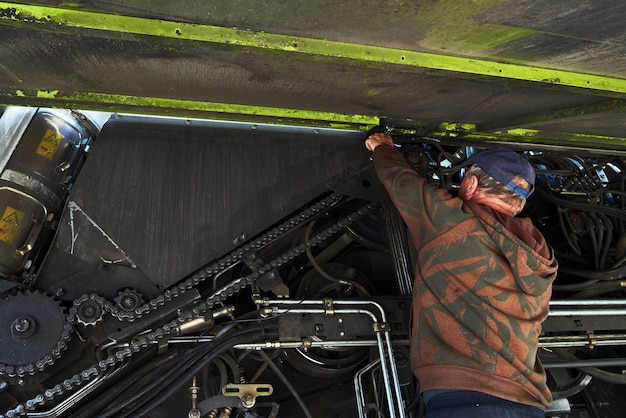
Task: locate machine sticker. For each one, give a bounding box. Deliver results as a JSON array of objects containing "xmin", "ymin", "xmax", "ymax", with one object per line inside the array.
[
  {"xmin": 0, "ymin": 206, "xmax": 25, "ymax": 244},
  {"xmin": 36, "ymin": 129, "xmax": 63, "ymax": 160}
]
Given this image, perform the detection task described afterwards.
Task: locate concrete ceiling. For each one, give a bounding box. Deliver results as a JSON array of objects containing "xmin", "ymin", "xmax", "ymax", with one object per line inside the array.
[{"xmin": 1, "ymin": 0, "xmax": 625, "ymax": 148}]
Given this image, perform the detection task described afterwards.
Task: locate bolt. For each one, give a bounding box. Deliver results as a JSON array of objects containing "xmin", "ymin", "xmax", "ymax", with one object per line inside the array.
[
  {"xmin": 13, "ymin": 318, "xmax": 30, "ymax": 333},
  {"xmin": 121, "ymin": 296, "xmax": 136, "ymax": 309},
  {"xmin": 241, "ymin": 393, "xmax": 255, "ymax": 408},
  {"xmin": 11, "ymin": 317, "xmax": 35, "ymax": 339}
]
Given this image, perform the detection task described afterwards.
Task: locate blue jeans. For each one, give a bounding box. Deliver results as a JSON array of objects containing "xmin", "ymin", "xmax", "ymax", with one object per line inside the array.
[{"xmin": 423, "ymin": 390, "xmax": 545, "ymax": 418}]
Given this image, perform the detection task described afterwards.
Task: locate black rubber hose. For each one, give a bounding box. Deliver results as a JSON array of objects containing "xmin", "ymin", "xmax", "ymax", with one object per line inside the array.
[
  {"xmin": 197, "ymin": 394, "xmax": 241, "ymax": 413},
  {"xmin": 203, "ymin": 357, "xmax": 227, "ymax": 398},
  {"xmin": 123, "ymin": 327, "xmax": 278, "ymax": 418},
  {"xmin": 552, "ymin": 279, "xmax": 599, "ymax": 292},
  {"xmin": 557, "ymin": 263, "xmax": 626, "ymax": 281},
  {"xmin": 571, "ymin": 280, "xmax": 626, "ymax": 298},
  {"xmin": 97, "ymin": 347, "xmax": 201, "ymax": 418},
  {"xmin": 557, "ymin": 207, "xmax": 582, "ymax": 256},
  {"xmin": 304, "ymin": 220, "xmax": 370, "ymax": 297},
  {"xmin": 536, "ymin": 180, "xmax": 626, "ymax": 221},
  {"xmin": 258, "ymin": 349, "xmax": 313, "ymax": 418},
  {"xmin": 219, "ymin": 352, "xmax": 241, "ymax": 384},
  {"xmin": 552, "ymin": 348, "xmax": 626, "ymax": 385}
]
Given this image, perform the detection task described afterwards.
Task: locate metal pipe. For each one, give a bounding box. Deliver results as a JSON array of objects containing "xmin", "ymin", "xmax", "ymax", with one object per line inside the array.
[
  {"xmin": 354, "ymin": 359, "xmax": 381, "ymax": 417},
  {"xmin": 382, "ymin": 208, "xmax": 414, "ymax": 296},
  {"xmin": 549, "ymin": 309, "xmax": 626, "ymax": 316},
  {"xmin": 167, "ymin": 337, "xmax": 410, "ymax": 349},
  {"xmin": 259, "ymin": 298, "xmax": 405, "ymax": 418},
  {"xmin": 550, "ymin": 299, "xmax": 626, "ymax": 306},
  {"xmin": 544, "ymin": 358, "xmax": 626, "ymax": 369}
]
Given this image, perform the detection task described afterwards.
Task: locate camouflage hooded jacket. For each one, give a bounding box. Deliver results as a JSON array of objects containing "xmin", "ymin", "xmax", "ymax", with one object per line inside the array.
[{"xmin": 372, "ymin": 144, "xmax": 558, "ymax": 408}]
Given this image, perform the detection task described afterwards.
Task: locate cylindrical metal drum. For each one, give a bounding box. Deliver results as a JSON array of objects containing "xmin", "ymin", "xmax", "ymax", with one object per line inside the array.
[{"xmin": 0, "ymin": 107, "xmax": 100, "ymax": 277}]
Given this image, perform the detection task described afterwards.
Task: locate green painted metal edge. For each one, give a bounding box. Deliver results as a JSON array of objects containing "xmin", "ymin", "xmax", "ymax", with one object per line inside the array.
[
  {"xmin": 5, "ymin": 89, "xmax": 380, "ymax": 128},
  {"xmin": 434, "ymin": 127, "xmax": 626, "ymax": 151},
  {"xmin": 481, "ymin": 99, "xmax": 626, "ymax": 131},
  {"xmin": 2, "ymin": 3, "xmax": 626, "ymax": 95},
  {"xmin": 6, "ymin": 88, "xmax": 626, "ymax": 148}
]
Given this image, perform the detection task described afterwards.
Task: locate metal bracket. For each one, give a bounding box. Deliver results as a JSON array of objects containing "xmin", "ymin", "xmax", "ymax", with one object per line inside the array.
[
  {"xmin": 222, "ymin": 383, "xmax": 273, "ymax": 408},
  {"xmin": 324, "ymin": 297, "xmax": 334, "ymax": 315},
  {"xmin": 373, "ymin": 322, "xmax": 390, "ymax": 333}
]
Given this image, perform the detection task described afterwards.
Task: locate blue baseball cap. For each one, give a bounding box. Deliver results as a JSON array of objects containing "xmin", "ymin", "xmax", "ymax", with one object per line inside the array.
[{"xmin": 471, "ymin": 148, "xmax": 535, "ymax": 198}]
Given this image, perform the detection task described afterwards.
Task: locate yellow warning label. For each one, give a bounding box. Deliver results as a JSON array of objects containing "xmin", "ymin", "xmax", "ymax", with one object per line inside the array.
[
  {"xmin": 0, "ymin": 206, "xmax": 24, "ymax": 244},
  {"xmin": 36, "ymin": 128, "xmax": 63, "ymax": 160}
]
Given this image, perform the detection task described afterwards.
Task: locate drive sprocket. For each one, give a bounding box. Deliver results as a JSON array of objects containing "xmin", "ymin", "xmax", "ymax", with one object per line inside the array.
[{"xmin": 0, "ymin": 290, "xmax": 71, "ymax": 376}]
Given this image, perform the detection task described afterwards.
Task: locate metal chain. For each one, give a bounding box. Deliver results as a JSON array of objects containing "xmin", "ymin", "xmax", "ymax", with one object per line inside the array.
[
  {"xmin": 1, "ymin": 196, "xmax": 378, "ymax": 418},
  {"xmin": 1, "ymin": 192, "xmax": 343, "ymax": 378},
  {"xmin": 108, "ymin": 192, "xmax": 345, "ymax": 322}
]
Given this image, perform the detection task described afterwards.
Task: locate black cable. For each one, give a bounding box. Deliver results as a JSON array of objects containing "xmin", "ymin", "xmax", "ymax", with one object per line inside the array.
[
  {"xmin": 97, "ymin": 346, "xmax": 202, "ymax": 418},
  {"xmin": 599, "ymin": 213, "xmax": 613, "ymax": 270},
  {"xmin": 72, "ymin": 350, "xmax": 181, "ymax": 418}
]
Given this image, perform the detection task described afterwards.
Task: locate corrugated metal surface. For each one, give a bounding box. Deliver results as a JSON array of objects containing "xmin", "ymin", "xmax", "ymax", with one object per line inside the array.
[{"xmin": 64, "ymin": 115, "xmax": 368, "ymax": 284}]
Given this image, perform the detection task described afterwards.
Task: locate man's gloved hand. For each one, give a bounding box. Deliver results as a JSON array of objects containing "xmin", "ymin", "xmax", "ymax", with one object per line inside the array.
[{"xmin": 365, "ymin": 132, "xmax": 393, "ymax": 152}]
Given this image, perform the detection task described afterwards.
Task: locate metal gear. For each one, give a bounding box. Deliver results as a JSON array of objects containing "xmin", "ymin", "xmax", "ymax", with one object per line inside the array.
[
  {"xmin": 76, "ymin": 297, "xmax": 104, "ymax": 326},
  {"xmin": 114, "ymin": 289, "xmax": 143, "ymax": 312},
  {"xmin": 0, "ymin": 290, "xmax": 69, "ymax": 376}
]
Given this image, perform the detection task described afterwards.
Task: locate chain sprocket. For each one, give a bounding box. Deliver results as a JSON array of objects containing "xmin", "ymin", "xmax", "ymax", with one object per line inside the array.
[{"xmin": 0, "ymin": 290, "xmax": 73, "ymax": 378}]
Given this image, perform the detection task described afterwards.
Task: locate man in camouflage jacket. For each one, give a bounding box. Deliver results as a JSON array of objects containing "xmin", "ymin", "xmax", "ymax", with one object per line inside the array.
[{"xmin": 365, "ymin": 133, "xmax": 558, "ymax": 417}]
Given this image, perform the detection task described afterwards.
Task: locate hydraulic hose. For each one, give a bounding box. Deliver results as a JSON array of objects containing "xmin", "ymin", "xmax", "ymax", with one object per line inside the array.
[{"xmin": 96, "ymin": 326, "xmax": 277, "ymax": 418}]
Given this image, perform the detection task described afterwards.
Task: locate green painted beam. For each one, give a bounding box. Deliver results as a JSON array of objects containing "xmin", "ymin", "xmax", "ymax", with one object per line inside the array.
[
  {"xmin": 6, "ymin": 88, "xmax": 626, "ymax": 151},
  {"xmin": 2, "ymin": 2, "xmax": 626, "ymax": 95},
  {"xmin": 433, "ymin": 126, "xmax": 626, "ymax": 153},
  {"xmin": 481, "ymin": 99, "xmax": 626, "ymax": 131},
  {"xmin": 4, "ymin": 89, "xmax": 380, "ymax": 129}
]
